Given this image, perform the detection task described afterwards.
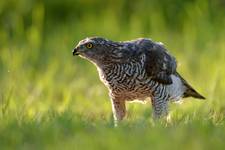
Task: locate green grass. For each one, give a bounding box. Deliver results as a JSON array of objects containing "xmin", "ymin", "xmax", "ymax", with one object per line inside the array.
[{"xmin": 1, "ymin": 0, "xmax": 225, "ymax": 149}]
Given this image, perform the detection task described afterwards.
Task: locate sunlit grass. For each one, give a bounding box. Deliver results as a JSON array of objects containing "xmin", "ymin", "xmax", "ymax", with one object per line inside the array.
[{"xmin": 1, "ymin": 0, "xmax": 225, "ymax": 149}]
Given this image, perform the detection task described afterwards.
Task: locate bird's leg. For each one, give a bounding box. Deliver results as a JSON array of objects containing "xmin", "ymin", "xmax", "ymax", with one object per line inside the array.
[
  {"xmin": 110, "ymin": 98, "xmax": 126, "ymax": 126},
  {"xmin": 151, "ymin": 94, "xmax": 169, "ymax": 120}
]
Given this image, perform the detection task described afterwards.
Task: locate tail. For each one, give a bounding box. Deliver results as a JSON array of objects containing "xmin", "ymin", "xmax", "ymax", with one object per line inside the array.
[{"xmin": 176, "ymin": 72, "xmax": 205, "ymax": 100}]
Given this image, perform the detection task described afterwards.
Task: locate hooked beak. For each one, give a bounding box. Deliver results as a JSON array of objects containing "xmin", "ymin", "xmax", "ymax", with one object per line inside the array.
[{"xmin": 72, "ymin": 48, "xmax": 79, "ymax": 56}]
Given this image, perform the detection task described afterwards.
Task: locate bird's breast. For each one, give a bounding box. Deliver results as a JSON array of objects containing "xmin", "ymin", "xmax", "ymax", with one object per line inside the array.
[{"xmin": 97, "ymin": 62, "xmax": 152, "ymax": 100}]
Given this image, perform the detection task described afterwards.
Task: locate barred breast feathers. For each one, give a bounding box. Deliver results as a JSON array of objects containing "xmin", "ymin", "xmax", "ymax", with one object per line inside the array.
[{"xmin": 97, "ymin": 54, "xmax": 148, "ymax": 91}]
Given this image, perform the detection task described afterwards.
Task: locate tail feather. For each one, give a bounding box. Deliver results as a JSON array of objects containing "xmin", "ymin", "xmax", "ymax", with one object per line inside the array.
[
  {"xmin": 183, "ymin": 86, "xmax": 205, "ymax": 99},
  {"xmin": 176, "ymin": 72, "xmax": 205, "ymax": 100}
]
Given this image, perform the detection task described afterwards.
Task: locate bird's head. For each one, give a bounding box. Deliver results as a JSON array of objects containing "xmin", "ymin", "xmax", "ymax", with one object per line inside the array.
[{"xmin": 73, "ymin": 37, "xmax": 132, "ymax": 65}]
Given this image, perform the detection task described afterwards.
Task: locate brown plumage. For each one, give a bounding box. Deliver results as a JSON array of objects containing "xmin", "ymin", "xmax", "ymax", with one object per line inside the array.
[{"xmin": 72, "ymin": 37, "xmax": 205, "ymax": 125}]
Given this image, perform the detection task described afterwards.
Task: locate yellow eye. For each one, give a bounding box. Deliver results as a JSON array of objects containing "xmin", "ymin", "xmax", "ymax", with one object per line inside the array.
[{"xmin": 86, "ymin": 43, "xmax": 93, "ymax": 49}]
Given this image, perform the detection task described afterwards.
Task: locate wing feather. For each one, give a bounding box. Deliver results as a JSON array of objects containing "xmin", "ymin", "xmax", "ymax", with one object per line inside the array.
[{"xmin": 134, "ymin": 38, "xmax": 177, "ymax": 84}]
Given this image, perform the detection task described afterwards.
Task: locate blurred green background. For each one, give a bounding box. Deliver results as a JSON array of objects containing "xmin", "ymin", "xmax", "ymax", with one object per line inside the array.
[{"xmin": 1, "ymin": 0, "xmax": 225, "ymax": 149}]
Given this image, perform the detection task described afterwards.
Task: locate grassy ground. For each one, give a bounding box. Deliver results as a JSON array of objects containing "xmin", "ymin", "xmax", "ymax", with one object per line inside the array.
[{"xmin": 1, "ymin": 0, "xmax": 225, "ymax": 149}]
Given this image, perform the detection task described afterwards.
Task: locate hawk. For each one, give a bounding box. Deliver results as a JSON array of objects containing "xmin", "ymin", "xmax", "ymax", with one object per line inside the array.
[{"xmin": 72, "ymin": 37, "xmax": 205, "ymax": 125}]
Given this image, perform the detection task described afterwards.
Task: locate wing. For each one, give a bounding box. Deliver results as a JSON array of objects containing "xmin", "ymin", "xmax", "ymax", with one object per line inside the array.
[{"xmin": 135, "ymin": 38, "xmax": 177, "ymax": 84}]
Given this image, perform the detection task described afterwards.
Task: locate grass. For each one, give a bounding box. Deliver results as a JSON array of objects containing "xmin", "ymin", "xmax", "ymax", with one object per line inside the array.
[
  {"xmin": 0, "ymin": 109, "xmax": 225, "ymax": 150},
  {"xmin": 1, "ymin": 0, "xmax": 225, "ymax": 149}
]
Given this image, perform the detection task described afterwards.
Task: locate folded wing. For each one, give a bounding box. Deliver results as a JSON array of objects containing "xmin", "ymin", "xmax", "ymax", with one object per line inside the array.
[{"xmin": 136, "ymin": 39, "xmax": 177, "ymax": 84}]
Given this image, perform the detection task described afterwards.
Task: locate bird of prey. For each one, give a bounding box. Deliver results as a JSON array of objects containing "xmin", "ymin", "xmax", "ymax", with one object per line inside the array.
[{"xmin": 72, "ymin": 37, "xmax": 205, "ymax": 125}]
